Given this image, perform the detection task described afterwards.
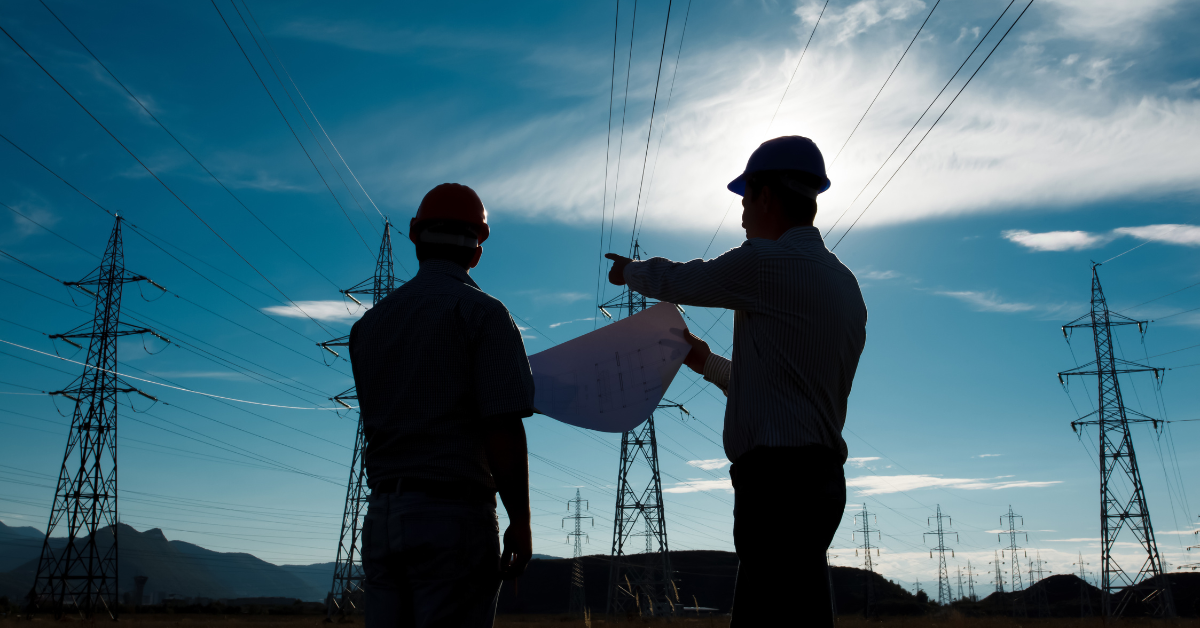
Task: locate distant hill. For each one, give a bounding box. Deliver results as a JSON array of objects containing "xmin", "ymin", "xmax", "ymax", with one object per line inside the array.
[
  {"xmin": 0, "ymin": 521, "xmax": 43, "ymax": 572},
  {"xmin": 0, "ymin": 524, "xmax": 325, "ymax": 602},
  {"xmin": 278, "ymin": 562, "xmax": 334, "ymax": 599}
]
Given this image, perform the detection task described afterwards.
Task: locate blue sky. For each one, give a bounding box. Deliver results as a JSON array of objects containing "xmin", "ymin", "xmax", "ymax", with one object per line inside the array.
[{"xmin": 2, "ymin": 0, "xmax": 1198, "ymax": 594}]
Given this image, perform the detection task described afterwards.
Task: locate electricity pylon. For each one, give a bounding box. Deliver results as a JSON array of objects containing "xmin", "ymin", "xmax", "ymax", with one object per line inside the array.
[
  {"xmin": 31, "ymin": 216, "xmax": 164, "ymax": 618},
  {"xmin": 967, "ymin": 560, "xmax": 977, "ymax": 602},
  {"xmin": 999, "ymin": 506, "xmax": 1027, "ymax": 617},
  {"xmin": 322, "ymin": 220, "xmax": 401, "ymax": 618},
  {"xmin": 564, "ymin": 490, "xmax": 593, "ymax": 616},
  {"xmin": 601, "ymin": 241, "xmax": 674, "ymax": 616},
  {"xmin": 853, "ymin": 505, "xmax": 880, "ymax": 614},
  {"xmin": 923, "ymin": 505, "xmax": 956, "ymax": 606},
  {"xmin": 1029, "ymin": 550, "xmax": 1050, "ymax": 617},
  {"xmin": 992, "ymin": 550, "xmax": 1005, "ymax": 594},
  {"xmin": 1074, "ymin": 552, "xmax": 1093, "ymax": 617},
  {"xmin": 1058, "ymin": 264, "xmax": 1175, "ymax": 617},
  {"xmin": 957, "ymin": 566, "xmax": 964, "ymax": 602}
]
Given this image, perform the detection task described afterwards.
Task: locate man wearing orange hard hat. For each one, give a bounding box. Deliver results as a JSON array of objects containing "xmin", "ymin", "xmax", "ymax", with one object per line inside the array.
[{"xmin": 350, "ymin": 183, "xmax": 535, "ymax": 627}]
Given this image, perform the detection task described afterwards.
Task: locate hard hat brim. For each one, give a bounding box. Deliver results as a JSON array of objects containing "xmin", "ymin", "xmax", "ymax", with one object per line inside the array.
[{"xmin": 727, "ymin": 171, "xmax": 831, "ymax": 197}]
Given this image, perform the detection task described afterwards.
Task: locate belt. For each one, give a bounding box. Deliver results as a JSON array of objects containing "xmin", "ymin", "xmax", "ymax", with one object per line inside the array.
[{"xmin": 372, "ymin": 477, "xmax": 495, "ymax": 504}]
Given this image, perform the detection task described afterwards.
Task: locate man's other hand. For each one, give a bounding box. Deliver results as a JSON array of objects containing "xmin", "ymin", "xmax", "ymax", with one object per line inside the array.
[
  {"xmin": 683, "ymin": 328, "xmax": 711, "ymax": 375},
  {"xmin": 605, "ymin": 253, "xmax": 632, "ymax": 286},
  {"xmin": 500, "ymin": 522, "xmax": 532, "ymax": 580}
]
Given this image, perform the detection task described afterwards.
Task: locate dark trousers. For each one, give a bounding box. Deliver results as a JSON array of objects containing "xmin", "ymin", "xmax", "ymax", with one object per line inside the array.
[
  {"xmin": 730, "ymin": 446, "xmax": 846, "ymax": 627},
  {"xmin": 363, "ymin": 491, "xmax": 501, "ymax": 628}
]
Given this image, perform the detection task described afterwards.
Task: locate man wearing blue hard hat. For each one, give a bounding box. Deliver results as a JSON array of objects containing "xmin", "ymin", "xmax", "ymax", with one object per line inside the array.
[{"xmin": 607, "ymin": 136, "xmax": 867, "ymax": 627}]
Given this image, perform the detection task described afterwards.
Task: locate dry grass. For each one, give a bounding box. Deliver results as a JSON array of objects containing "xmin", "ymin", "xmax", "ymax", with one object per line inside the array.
[{"xmin": 2, "ymin": 614, "xmax": 1197, "ymax": 627}]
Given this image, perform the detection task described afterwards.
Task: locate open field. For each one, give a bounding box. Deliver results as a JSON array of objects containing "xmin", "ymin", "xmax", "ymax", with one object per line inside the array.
[{"xmin": 3, "ymin": 615, "xmax": 1200, "ymax": 628}]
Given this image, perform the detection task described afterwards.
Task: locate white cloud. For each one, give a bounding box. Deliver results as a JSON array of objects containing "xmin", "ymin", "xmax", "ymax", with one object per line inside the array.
[
  {"xmin": 519, "ymin": 290, "xmax": 592, "ymax": 306},
  {"xmin": 1004, "ymin": 224, "xmax": 1200, "ymax": 252},
  {"xmin": 861, "ymin": 270, "xmax": 900, "ymax": 281},
  {"xmin": 935, "ymin": 290, "xmax": 1038, "ymax": 313},
  {"xmin": 974, "ymin": 453, "xmax": 1002, "ymax": 458},
  {"xmin": 662, "ymin": 478, "xmax": 733, "ymax": 494},
  {"xmin": 846, "ymin": 474, "xmax": 1062, "ymax": 496},
  {"xmin": 847, "ymin": 456, "xmax": 881, "ymax": 468},
  {"xmin": 262, "ymin": 300, "xmax": 365, "ymax": 323},
  {"xmin": 1043, "ymin": 537, "xmax": 1100, "ymax": 543},
  {"xmin": 1002, "ymin": 229, "xmax": 1113, "ymax": 251},
  {"xmin": 549, "ymin": 317, "xmax": 596, "ymax": 329},
  {"xmin": 1113, "ymin": 224, "xmax": 1200, "ymax": 247},
  {"xmin": 687, "ymin": 458, "xmax": 731, "ymax": 471}
]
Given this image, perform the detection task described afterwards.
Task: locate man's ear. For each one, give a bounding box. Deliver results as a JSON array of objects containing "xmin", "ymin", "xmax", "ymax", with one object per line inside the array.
[{"xmin": 469, "ymin": 246, "xmax": 483, "ymax": 269}]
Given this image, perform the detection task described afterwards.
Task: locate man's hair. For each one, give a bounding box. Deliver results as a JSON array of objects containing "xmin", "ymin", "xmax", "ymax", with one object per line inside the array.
[
  {"xmin": 745, "ymin": 169, "xmax": 822, "ymax": 224},
  {"xmin": 413, "ymin": 219, "xmax": 480, "ymax": 268}
]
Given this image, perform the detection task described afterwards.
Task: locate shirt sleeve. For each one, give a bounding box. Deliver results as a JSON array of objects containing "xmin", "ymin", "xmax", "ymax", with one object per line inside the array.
[
  {"xmin": 473, "ymin": 305, "xmax": 536, "ymax": 421},
  {"xmin": 703, "ymin": 353, "xmax": 731, "ymax": 396},
  {"xmin": 622, "ymin": 243, "xmax": 759, "ymax": 311}
]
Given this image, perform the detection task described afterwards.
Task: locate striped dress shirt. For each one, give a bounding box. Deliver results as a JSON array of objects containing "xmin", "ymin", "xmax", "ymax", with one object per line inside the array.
[{"xmin": 623, "ymin": 226, "xmax": 867, "ymax": 463}]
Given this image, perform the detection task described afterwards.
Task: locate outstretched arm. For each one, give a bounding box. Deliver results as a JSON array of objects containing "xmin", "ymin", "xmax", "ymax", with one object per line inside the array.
[
  {"xmin": 485, "ymin": 417, "xmax": 531, "ymax": 580},
  {"xmin": 605, "ymin": 246, "xmax": 759, "ymax": 311}
]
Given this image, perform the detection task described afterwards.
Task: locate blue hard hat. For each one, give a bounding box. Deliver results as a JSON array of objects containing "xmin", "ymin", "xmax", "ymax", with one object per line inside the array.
[{"xmin": 727, "ymin": 135, "xmax": 831, "ymax": 197}]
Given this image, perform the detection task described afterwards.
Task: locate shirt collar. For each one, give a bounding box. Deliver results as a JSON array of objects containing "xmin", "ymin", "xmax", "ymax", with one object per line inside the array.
[
  {"xmin": 778, "ymin": 225, "xmax": 823, "ymax": 245},
  {"xmin": 417, "ymin": 259, "xmax": 480, "ymax": 290}
]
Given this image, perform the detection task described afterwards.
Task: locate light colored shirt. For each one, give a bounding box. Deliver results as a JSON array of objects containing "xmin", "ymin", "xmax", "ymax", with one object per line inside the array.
[
  {"xmin": 349, "ymin": 260, "xmax": 536, "ymax": 490},
  {"xmin": 623, "ymin": 226, "xmax": 867, "ymax": 463}
]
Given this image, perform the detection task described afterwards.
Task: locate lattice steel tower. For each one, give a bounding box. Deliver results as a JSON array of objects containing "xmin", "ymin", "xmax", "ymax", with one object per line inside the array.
[
  {"xmin": 1058, "ymin": 264, "xmax": 1175, "ymax": 617},
  {"xmin": 31, "ymin": 216, "xmax": 162, "ymax": 618},
  {"xmin": 992, "ymin": 550, "xmax": 1005, "ymax": 594},
  {"xmin": 601, "ymin": 242, "xmax": 674, "ymax": 616},
  {"xmin": 998, "ymin": 506, "xmax": 1026, "ymax": 592},
  {"xmin": 924, "ymin": 505, "xmax": 956, "ymax": 606},
  {"xmin": 564, "ymin": 490, "xmax": 593, "ymax": 616},
  {"xmin": 966, "ymin": 560, "xmax": 977, "ymax": 602},
  {"xmin": 853, "ymin": 505, "xmax": 880, "ymax": 614},
  {"xmin": 321, "ymin": 220, "xmax": 401, "ymax": 618}
]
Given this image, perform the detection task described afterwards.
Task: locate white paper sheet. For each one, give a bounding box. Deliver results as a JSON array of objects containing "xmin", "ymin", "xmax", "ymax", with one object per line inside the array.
[{"xmin": 529, "ymin": 302, "xmax": 688, "ymax": 433}]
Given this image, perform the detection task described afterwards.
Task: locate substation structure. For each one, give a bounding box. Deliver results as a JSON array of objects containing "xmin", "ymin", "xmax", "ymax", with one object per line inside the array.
[
  {"xmin": 1058, "ymin": 264, "xmax": 1175, "ymax": 618},
  {"xmin": 599, "ymin": 242, "xmax": 677, "ymax": 616},
  {"xmin": 31, "ymin": 216, "xmax": 165, "ymax": 618},
  {"xmin": 318, "ymin": 220, "xmax": 400, "ymax": 618}
]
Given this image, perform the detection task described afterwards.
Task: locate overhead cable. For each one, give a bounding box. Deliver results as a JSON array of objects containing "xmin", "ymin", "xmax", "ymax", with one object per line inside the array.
[
  {"xmin": 828, "ymin": 0, "xmax": 943, "ymax": 165},
  {"xmin": 626, "ymin": 0, "xmax": 674, "ymax": 251},
  {"xmin": 38, "ymin": 0, "xmax": 343, "ymax": 291},
  {"xmin": 823, "ymin": 0, "xmax": 1016, "ymax": 238},
  {"xmin": 0, "ymin": 27, "xmax": 341, "ymax": 337},
  {"xmin": 594, "ymin": 0, "xmax": 624, "ymax": 330},
  {"xmin": 208, "ymin": 0, "xmax": 375, "ymax": 256},
  {"xmin": 830, "ymin": 0, "xmax": 1036, "ymax": 251},
  {"xmin": 0, "ymin": 338, "xmax": 353, "ymax": 410}
]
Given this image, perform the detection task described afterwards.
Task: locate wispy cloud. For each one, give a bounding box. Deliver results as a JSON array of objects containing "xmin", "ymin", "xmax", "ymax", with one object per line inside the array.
[
  {"xmin": 1004, "ymin": 224, "xmax": 1200, "ymax": 252},
  {"xmin": 262, "ymin": 300, "xmax": 365, "ymax": 323},
  {"xmin": 687, "ymin": 458, "xmax": 730, "ymax": 471},
  {"xmin": 518, "ymin": 290, "xmax": 592, "ymax": 306},
  {"xmin": 860, "ymin": 270, "xmax": 900, "ymax": 281},
  {"xmin": 974, "ymin": 453, "xmax": 1002, "ymax": 458},
  {"xmin": 847, "ymin": 456, "xmax": 881, "ymax": 468},
  {"xmin": 1002, "ymin": 229, "xmax": 1114, "ymax": 251},
  {"xmin": 662, "ymin": 478, "xmax": 733, "ymax": 494},
  {"xmin": 549, "ymin": 317, "xmax": 595, "ymax": 329},
  {"xmin": 846, "ymin": 474, "xmax": 1062, "ymax": 496},
  {"xmin": 935, "ymin": 290, "xmax": 1039, "ymax": 313}
]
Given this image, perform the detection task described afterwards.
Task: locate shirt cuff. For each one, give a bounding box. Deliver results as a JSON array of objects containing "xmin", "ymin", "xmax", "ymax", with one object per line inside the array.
[
  {"xmin": 702, "ymin": 353, "xmax": 732, "ymax": 392},
  {"xmin": 622, "ymin": 260, "xmax": 646, "ymax": 290}
]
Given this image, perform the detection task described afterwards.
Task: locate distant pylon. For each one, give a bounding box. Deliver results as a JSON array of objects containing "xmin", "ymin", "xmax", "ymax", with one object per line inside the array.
[
  {"xmin": 31, "ymin": 216, "xmax": 164, "ymax": 618},
  {"xmin": 602, "ymin": 241, "xmax": 674, "ymax": 616},
  {"xmin": 1058, "ymin": 264, "xmax": 1175, "ymax": 618},
  {"xmin": 957, "ymin": 566, "xmax": 964, "ymax": 602},
  {"xmin": 992, "ymin": 550, "xmax": 1005, "ymax": 594},
  {"xmin": 967, "ymin": 560, "xmax": 977, "ymax": 602},
  {"xmin": 1074, "ymin": 552, "xmax": 1093, "ymax": 617},
  {"xmin": 999, "ymin": 505, "xmax": 1028, "ymax": 617},
  {"xmin": 564, "ymin": 490, "xmax": 593, "ymax": 616},
  {"xmin": 1030, "ymin": 550, "xmax": 1050, "ymax": 617},
  {"xmin": 853, "ymin": 504, "xmax": 880, "ymax": 614},
  {"xmin": 323, "ymin": 220, "xmax": 401, "ymax": 619},
  {"xmin": 923, "ymin": 505, "xmax": 956, "ymax": 606}
]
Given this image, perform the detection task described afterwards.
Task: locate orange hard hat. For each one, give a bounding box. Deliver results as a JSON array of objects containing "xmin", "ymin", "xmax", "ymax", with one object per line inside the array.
[{"xmin": 410, "ymin": 183, "xmax": 489, "ymax": 246}]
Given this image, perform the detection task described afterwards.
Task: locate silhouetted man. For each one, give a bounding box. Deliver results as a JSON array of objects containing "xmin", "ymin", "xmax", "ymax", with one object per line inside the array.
[
  {"xmin": 607, "ymin": 136, "xmax": 867, "ymax": 627},
  {"xmin": 351, "ymin": 183, "xmax": 535, "ymax": 628}
]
